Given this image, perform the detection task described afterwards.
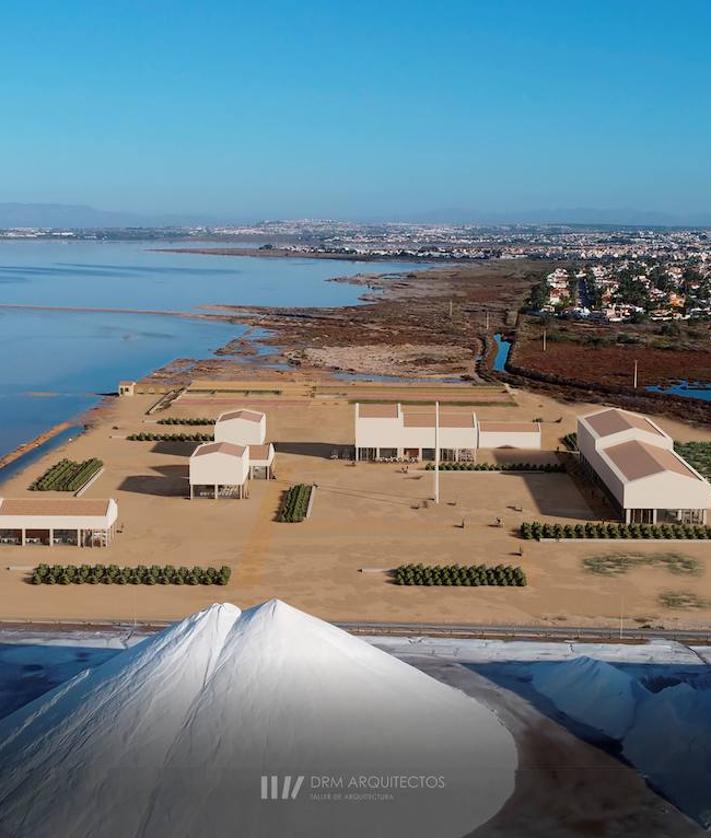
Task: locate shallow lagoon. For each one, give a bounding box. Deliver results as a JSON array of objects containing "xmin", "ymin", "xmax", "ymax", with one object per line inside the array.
[{"xmin": 0, "ymin": 241, "xmax": 424, "ymax": 458}]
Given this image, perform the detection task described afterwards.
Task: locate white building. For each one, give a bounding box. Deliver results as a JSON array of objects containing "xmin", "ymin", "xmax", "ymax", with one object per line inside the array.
[
  {"xmin": 247, "ymin": 444, "xmax": 275, "ymax": 480},
  {"xmin": 189, "ymin": 442, "xmax": 249, "ymax": 499},
  {"xmin": 118, "ymin": 380, "xmax": 135, "ymax": 396},
  {"xmin": 577, "ymin": 407, "xmax": 711, "ymax": 524},
  {"xmin": 0, "ymin": 498, "xmax": 118, "ymax": 547},
  {"xmin": 214, "ymin": 410, "xmax": 266, "ymax": 446},
  {"xmin": 354, "ymin": 404, "xmax": 541, "ymax": 461},
  {"xmin": 477, "ymin": 421, "xmax": 541, "ymax": 450}
]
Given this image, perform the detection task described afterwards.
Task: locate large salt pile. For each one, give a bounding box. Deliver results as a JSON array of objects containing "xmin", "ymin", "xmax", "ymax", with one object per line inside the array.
[
  {"xmin": 532, "ymin": 655, "xmax": 711, "ymax": 829},
  {"xmin": 0, "ymin": 600, "xmax": 516, "ymax": 838},
  {"xmin": 531, "ymin": 655, "xmax": 647, "ymax": 739}
]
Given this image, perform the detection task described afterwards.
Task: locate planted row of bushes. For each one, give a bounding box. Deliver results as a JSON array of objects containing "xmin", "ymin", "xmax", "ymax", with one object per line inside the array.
[
  {"xmin": 424, "ymin": 461, "xmax": 563, "ymax": 472},
  {"xmin": 520, "ymin": 521, "xmax": 711, "ymax": 541},
  {"xmin": 394, "ymin": 563, "xmax": 526, "ymax": 587},
  {"xmin": 562, "ymin": 432, "xmax": 578, "ymax": 451},
  {"xmin": 127, "ymin": 432, "xmax": 214, "ymax": 442},
  {"xmin": 31, "ymin": 563, "xmax": 231, "ymax": 586},
  {"xmin": 277, "ymin": 484, "xmax": 312, "ymax": 523},
  {"xmin": 30, "ymin": 458, "xmax": 103, "ymax": 492},
  {"xmin": 157, "ymin": 417, "xmax": 215, "ymax": 425}
]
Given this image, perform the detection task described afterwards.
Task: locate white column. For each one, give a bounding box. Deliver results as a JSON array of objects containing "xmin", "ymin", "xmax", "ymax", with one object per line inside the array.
[
  {"xmin": 49, "ymin": 528, "xmax": 54, "ymax": 547},
  {"xmin": 434, "ymin": 401, "xmax": 440, "ymax": 504}
]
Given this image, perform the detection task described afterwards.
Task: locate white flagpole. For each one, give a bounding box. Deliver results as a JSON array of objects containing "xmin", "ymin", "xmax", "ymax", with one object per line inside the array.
[{"xmin": 434, "ymin": 400, "xmax": 440, "ymax": 504}]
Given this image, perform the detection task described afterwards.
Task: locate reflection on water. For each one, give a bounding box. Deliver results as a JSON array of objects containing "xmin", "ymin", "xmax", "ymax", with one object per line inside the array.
[{"xmin": 0, "ymin": 241, "xmax": 426, "ymax": 458}]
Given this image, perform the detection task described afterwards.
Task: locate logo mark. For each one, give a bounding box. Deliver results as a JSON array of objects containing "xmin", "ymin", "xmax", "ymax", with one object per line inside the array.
[{"xmin": 261, "ymin": 775, "xmax": 305, "ymax": 800}]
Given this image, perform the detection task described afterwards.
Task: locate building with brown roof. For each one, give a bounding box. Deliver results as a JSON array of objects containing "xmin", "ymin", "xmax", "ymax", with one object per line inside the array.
[
  {"xmin": 354, "ymin": 403, "xmax": 541, "ymax": 461},
  {"xmin": 0, "ymin": 498, "xmax": 118, "ymax": 547},
  {"xmin": 189, "ymin": 442, "xmax": 249, "ymax": 499},
  {"xmin": 577, "ymin": 408, "xmax": 711, "ymax": 524},
  {"xmin": 214, "ymin": 409, "xmax": 267, "ymax": 446}
]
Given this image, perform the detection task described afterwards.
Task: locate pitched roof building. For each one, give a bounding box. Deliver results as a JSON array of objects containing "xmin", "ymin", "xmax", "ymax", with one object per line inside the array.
[{"xmin": 577, "ymin": 408, "xmax": 711, "ymax": 524}]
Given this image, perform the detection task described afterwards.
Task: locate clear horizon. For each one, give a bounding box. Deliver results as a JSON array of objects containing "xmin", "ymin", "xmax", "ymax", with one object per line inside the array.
[{"xmin": 1, "ymin": 0, "xmax": 710, "ymax": 219}]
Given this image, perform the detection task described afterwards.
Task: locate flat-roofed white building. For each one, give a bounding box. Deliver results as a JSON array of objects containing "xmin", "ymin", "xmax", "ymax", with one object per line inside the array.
[
  {"xmin": 189, "ymin": 442, "xmax": 249, "ymax": 499},
  {"xmin": 355, "ymin": 403, "xmax": 478, "ymax": 461},
  {"xmin": 0, "ymin": 498, "xmax": 118, "ymax": 547},
  {"xmin": 247, "ymin": 443, "xmax": 275, "ymax": 479},
  {"xmin": 355, "ymin": 403, "xmax": 542, "ymax": 461},
  {"xmin": 477, "ymin": 421, "xmax": 541, "ymax": 450},
  {"xmin": 214, "ymin": 410, "xmax": 266, "ymax": 446},
  {"xmin": 577, "ymin": 407, "xmax": 711, "ymax": 524}
]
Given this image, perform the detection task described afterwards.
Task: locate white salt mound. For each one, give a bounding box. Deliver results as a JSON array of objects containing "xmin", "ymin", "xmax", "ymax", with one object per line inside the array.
[
  {"xmin": 532, "ymin": 655, "xmax": 711, "ymax": 829},
  {"xmin": 531, "ymin": 655, "xmax": 647, "ymax": 740},
  {"xmin": 0, "ymin": 600, "xmax": 517, "ymax": 838}
]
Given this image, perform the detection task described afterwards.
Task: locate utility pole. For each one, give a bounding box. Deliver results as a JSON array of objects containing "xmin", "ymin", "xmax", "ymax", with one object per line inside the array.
[
  {"xmin": 633, "ymin": 360, "xmax": 638, "ymax": 389},
  {"xmin": 449, "ymin": 300, "xmax": 453, "ymax": 320},
  {"xmin": 619, "ymin": 594, "xmax": 624, "ymax": 640},
  {"xmin": 485, "ymin": 309, "xmax": 490, "ymax": 331},
  {"xmin": 434, "ymin": 401, "xmax": 440, "ymax": 504},
  {"xmin": 542, "ymin": 328, "xmax": 547, "ymax": 352}
]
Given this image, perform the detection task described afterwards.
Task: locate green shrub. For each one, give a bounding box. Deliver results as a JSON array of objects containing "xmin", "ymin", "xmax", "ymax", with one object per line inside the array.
[
  {"xmin": 30, "ymin": 563, "xmax": 230, "ymax": 586},
  {"xmin": 277, "ymin": 484, "xmax": 313, "ymax": 523}
]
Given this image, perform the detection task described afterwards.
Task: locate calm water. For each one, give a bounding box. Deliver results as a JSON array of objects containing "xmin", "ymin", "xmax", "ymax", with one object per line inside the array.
[
  {"xmin": 492, "ymin": 334, "xmax": 511, "ymax": 371},
  {"xmin": 647, "ymin": 381, "xmax": 711, "ymax": 402},
  {"xmin": 0, "ymin": 241, "xmax": 425, "ymax": 460}
]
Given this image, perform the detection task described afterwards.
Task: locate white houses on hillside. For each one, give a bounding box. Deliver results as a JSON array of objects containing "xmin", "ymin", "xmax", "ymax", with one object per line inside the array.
[
  {"xmin": 0, "ymin": 498, "xmax": 118, "ymax": 547},
  {"xmin": 214, "ymin": 410, "xmax": 266, "ymax": 446},
  {"xmin": 577, "ymin": 407, "xmax": 711, "ymax": 524},
  {"xmin": 189, "ymin": 442, "xmax": 249, "ymax": 499},
  {"xmin": 354, "ymin": 403, "xmax": 541, "ymax": 461}
]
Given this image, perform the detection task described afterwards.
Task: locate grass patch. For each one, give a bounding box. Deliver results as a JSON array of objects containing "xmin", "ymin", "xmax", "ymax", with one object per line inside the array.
[
  {"xmin": 675, "ymin": 441, "xmax": 711, "ymax": 480},
  {"xmin": 659, "ymin": 591, "xmax": 708, "ymax": 610},
  {"xmin": 583, "ymin": 552, "xmax": 700, "ymax": 576}
]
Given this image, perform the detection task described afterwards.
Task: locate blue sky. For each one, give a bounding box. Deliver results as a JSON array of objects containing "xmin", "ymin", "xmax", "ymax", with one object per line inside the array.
[{"xmin": 1, "ymin": 0, "xmax": 709, "ymax": 220}]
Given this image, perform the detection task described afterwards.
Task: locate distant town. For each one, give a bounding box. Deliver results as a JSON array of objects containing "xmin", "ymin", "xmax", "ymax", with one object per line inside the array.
[{"xmin": 5, "ymin": 220, "xmax": 710, "ymax": 324}]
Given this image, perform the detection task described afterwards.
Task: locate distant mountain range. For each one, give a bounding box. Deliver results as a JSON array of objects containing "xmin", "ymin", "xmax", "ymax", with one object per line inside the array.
[{"xmin": 0, "ymin": 201, "xmax": 709, "ymax": 229}]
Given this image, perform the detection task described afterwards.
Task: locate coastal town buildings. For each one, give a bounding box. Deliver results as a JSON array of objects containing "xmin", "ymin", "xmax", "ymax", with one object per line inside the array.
[
  {"xmin": 0, "ymin": 498, "xmax": 118, "ymax": 547},
  {"xmin": 577, "ymin": 408, "xmax": 711, "ymax": 524}
]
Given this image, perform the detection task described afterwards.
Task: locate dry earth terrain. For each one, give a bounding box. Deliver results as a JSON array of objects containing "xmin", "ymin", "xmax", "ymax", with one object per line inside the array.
[{"xmin": 1, "ymin": 381, "xmax": 710, "ymax": 628}]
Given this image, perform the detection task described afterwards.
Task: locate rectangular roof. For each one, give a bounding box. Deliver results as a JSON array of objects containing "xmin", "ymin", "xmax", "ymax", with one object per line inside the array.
[
  {"xmin": 0, "ymin": 498, "xmax": 112, "ymax": 517},
  {"xmin": 192, "ymin": 442, "xmax": 246, "ymax": 458},
  {"xmin": 585, "ymin": 408, "xmax": 664, "ymax": 439},
  {"xmin": 358, "ymin": 403, "xmax": 399, "ymax": 419},
  {"xmin": 479, "ymin": 421, "xmax": 540, "ymax": 433},
  {"xmin": 604, "ymin": 440, "xmax": 700, "ymax": 482},
  {"xmin": 247, "ymin": 444, "xmax": 273, "ymax": 460},
  {"xmin": 402, "ymin": 411, "xmax": 474, "ymax": 428},
  {"xmin": 218, "ymin": 409, "xmax": 264, "ymax": 423}
]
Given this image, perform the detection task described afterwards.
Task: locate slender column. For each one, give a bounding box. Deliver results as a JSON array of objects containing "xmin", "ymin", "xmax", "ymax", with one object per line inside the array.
[
  {"xmin": 49, "ymin": 528, "xmax": 54, "ymax": 547},
  {"xmin": 21, "ymin": 528, "xmax": 26, "ymax": 547},
  {"xmin": 434, "ymin": 401, "xmax": 440, "ymax": 504},
  {"xmin": 215, "ymin": 484, "xmax": 219, "ymax": 499}
]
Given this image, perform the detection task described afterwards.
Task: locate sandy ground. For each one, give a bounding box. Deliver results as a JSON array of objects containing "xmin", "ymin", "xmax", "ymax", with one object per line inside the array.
[
  {"xmin": 291, "ymin": 344, "xmax": 475, "ymax": 377},
  {"xmin": 0, "ymin": 382, "xmax": 710, "ymax": 627}
]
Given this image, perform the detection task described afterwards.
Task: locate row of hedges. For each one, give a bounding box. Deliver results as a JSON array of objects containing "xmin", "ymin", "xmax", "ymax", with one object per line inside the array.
[
  {"xmin": 32, "ymin": 563, "xmax": 231, "ymax": 586},
  {"xmin": 277, "ymin": 484, "xmax": 312, "ymax": 523},
  {"xmin": 394, "ymin": 563, "xmax": 527, "ymax": 587},
  {"xmin": 127, "ymin": 432, "xmax": 214, "ymax": 442},
  {"xmin": 562, "ymin": 432, "xmax": 578, "ymax": 451},
  {"xmin": 424, "ymin": 462, "xmax": 563, "ymax": 472},
  {"xmin": 520, "ymin": 521, "xmax": 711, "ymax": 540},
  {"xmin": 30, "ymin": 458, "xmax": 103, "ymax": 492},
  {"xmin": 157, "ymin": 417, "xmax": 215, "ymax": 425}
]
